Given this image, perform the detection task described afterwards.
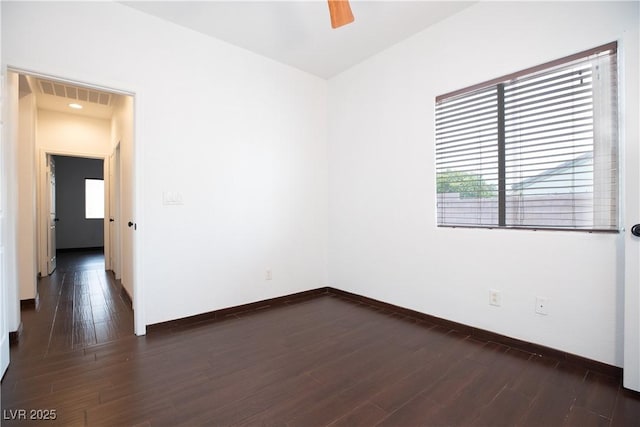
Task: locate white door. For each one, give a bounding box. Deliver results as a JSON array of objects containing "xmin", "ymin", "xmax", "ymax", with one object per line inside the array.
[
  {"xmin": 0, "ymin": 212, "xmax": 7, "ymax": 378},
  {"xmin": 0, "ymin": 78, "xmax": 9, "ymax": 378},
  {"xmin": 625, "ymin": 223, "xmax": 640, "ymax": 391},
  {"xmin": 47, "ymin": 155, "xmax": 57, "ymax": 274},
  {"xmin": 120, "ymin": 106, "xmax": 134, "ymax": 304},
  {"xmin": 108, "ymin": 145, "xmax": 121, "ymax": 279},
  {"xmin": 624, "ymin": 148, "xmax": 640, "ymax": 392},
  {"xmin": 623, "ymin": 56, "xmax": 640, "ymax": 391}
]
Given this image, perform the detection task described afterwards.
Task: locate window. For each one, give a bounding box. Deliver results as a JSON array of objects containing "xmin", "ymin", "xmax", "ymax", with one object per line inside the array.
[
  {"xmin": 85, "ymin": 178, "xmax": 104, "ymax": 219},
  {"xmin": 436, "ymin": 42, "xmax": 618, "ymax": 231}
]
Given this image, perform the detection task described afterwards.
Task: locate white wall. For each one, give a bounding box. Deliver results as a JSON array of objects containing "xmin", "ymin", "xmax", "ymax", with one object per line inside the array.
[
  {"xmin": 37, "ymin": 109, "xmax": 111, "ymax": 156},
  {"xmin": 53, "ymin": 156, "xmax": 104, "ymax": 249},
  {"xmin": 17, "ymin": 80, "xmax": 37, "ymax": 300},
  {"xmin": 2, "ymin": 1, "xmax": 328, "ymax": 326},
  {"xmin": 328, "ymin": 1, "xmax": 639, "ymax": 367}
]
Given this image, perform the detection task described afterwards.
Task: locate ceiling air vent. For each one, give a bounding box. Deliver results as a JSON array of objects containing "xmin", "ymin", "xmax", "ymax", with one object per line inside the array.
[{"xmin": 37, "ymin": 79, "xmax": 112, "ymax": 106}]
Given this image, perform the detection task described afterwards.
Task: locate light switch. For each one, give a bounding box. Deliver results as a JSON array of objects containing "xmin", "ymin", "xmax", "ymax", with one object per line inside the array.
[{"xmin": 163, "ymin": 191, "xmax": 184, "ymax": 205}]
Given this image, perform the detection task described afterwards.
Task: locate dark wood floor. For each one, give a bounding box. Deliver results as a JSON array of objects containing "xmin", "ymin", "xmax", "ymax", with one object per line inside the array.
[
  {"xmin": 9, "ymin": 249, "xmax": 133, "ymax": 359},
  {"xmin": 2, "ymin": 252, "xmax": 640, "ymax": 426}
]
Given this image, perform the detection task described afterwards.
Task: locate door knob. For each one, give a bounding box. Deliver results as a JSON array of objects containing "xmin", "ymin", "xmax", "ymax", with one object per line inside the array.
[
  {"xmin": 54, "ymin": 218, "xmax": 60, "ymax": 222},
  {"xmin": 632, "ymin": 224, "xmax": 640, "ymax": 237},
  {"xmin": 109, "ymin": 218, "xmax": 115, "ymax": 222},
  {"xmin": 127, "ymin": 221, "xmax": 134, "ymax": 228}
]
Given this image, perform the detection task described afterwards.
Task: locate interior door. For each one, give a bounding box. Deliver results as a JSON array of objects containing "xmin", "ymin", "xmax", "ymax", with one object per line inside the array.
[
  {"xmin": 0, "ymin": 195, "xmax": 7, "ymax": 377},
  {"xmin": 623, "ymin": 58, "xmax": 640, "ymax": 392},
  {"xmin": 624, "ymin": 160, "xmax": 640, "ymax": 392},
  {"xmin": 47, "ymin": 155, "xmax": 57, "ymax": 274},
  {"xmin": 0, "ymin": 76, "xmax": 10, "ymax": 378},
  {"xmin": 108, "ymin": 145, "xmax": 121, "ymax": 279}
]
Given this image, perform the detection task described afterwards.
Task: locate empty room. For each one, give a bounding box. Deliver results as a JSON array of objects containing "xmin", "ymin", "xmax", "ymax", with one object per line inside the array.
[{"xmin": 1, "ymin": 1, "xmax": 639, "ymax": 426}]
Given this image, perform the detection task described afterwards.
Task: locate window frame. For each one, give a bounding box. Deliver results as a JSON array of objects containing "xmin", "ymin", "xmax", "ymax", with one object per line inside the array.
[{"xmin": 435, "ymin": 42, "xmax": 619, "ymax": 233}]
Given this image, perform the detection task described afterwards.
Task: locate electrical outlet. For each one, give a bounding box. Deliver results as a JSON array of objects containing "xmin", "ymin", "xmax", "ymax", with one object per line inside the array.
[
  {"xmin": 489, "ymin": 289, "xmax": 502, "ymax": 307},
  {"xmin": 535, "ymin": 297, "xmax": 548, "ymax": 315},
  {"xmin": 265, "ymin": 269, "xmax": 272, "ymax": 280}
]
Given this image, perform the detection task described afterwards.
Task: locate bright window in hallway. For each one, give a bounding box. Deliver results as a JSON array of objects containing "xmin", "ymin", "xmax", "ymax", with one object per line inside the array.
[{"xmin": 85, "ymin": 178, "xmax": 104, "ymax": 219}]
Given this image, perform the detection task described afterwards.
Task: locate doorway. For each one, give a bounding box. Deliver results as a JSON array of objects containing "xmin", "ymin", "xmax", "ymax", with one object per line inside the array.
[
  {"xmin": 7, "ymin": 69, "xmax": 140, "ymax": 348},
  {"xmin": 48, "ymin": 155, "xmax": 106, "ymax": 260}
]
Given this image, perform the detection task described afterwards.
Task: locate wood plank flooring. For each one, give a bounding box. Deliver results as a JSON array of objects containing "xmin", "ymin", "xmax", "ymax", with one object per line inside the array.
[
  {"xmin": 9, "ymin": 249, "xmax": 133, "ymax": 359},
  {"xmin": 2, "ymin": 250, "xmax": 640, "ymax": 426}
]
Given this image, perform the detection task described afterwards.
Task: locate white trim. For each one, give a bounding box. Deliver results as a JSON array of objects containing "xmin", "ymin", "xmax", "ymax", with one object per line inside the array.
[
  {"xmin": 6, "ymin": 66, "xmax": 135, "ymax": 97},
  {"xmin": 104, "ymin": 158, "xmax": 111, "ymax": 271},
  {"xmin": 37, "ymin": 149, "xmax": 109, "ymax": 276},
  {"xmin": 132, "ymin": 96, "xmax": 146, "ymax": 336},
  {"xmin": 39, "ymin": 148, "xmax": 108, "ymax": 159}
]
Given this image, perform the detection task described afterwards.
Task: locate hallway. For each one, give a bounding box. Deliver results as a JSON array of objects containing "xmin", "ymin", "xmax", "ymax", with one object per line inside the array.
[{"xmin": 11, "ymin": 249, "xmax": 133, "ymax": 358}]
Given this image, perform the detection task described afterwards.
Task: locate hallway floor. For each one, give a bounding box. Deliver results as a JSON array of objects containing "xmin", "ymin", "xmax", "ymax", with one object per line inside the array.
[{"xmin": 10, "ymin": 248, "xmax": 133, "ymax": 358}]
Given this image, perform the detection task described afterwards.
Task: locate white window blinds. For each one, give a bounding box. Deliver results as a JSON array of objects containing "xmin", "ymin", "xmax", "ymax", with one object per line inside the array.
[{"xmin": 436, "ymin": 42, "xmax": 618, "ymax": 231}]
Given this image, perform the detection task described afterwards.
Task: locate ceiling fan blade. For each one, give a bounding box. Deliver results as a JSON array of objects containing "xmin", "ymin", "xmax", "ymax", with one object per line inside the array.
[{"xmin": 328, "ymin": 0, "xmax": 354, "ymax": 29}]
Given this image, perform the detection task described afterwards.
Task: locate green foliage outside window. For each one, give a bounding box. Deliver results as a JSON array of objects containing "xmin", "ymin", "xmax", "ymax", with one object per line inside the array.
[{"xmin": 437, "ymin": 170, "xmax": 497, "ymax": 198}]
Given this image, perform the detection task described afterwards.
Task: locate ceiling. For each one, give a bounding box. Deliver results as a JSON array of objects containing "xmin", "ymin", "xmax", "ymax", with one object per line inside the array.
[
  {"xmin": 20, "ymin": 75, "xmax": 118, "ymax": 120},
  {"xmin": 122, "ymin": 1, "xmax": 475, "ymax": 79}
]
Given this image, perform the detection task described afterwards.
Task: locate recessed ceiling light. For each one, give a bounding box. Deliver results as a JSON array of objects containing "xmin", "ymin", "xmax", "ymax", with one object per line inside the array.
[{"xmin": 68, "ymin": 103, "xmax": 83, "ymax": 109}]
